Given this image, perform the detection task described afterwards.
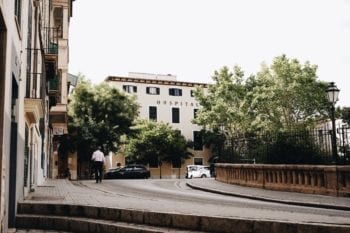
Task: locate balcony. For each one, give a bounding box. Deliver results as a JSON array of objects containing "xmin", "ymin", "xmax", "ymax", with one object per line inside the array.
[
  {"xmin": 24, "ymin": 98, "xmax": 44, "ymax": 124},
  {"xmin": 48, "ymin": 75, "xmax": 60, "ymax": 108},
  {"xmin": 48, "ymin": 76, "xmax": 59, "ymax": 92},
  {"xmin": 42, "ymin": 26, "xmax": 61, "ymax": 67},
  {"xmin": 43, "ymin": 27, "xmax": 61, "ymax": 55},
  {"xmin": 50, "ymin": 104, "xmax": 68, "ymax": 134}
]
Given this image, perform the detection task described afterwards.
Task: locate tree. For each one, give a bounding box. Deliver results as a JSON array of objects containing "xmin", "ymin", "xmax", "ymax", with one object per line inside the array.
[
  {"xmin": 194, "ymin": 55, "xmax": 329, "ymax": 135},
  {"xmin": 124, "ymin": 120, "xmax": 192, "ymax": 178},
  {"xmin": 68, "ymin": 78, "xmax": 139, "ymax": 161},
  {"xmin": 193, "ymin": 65, "xmax": 248, "ymax": 138},
  {"xmin": 193, "ymin": 55, "xmax": 330, "ymax": 163},
  {"xmin": 247, "ymin": 55, "xmax": 329, "ymax": 131}
]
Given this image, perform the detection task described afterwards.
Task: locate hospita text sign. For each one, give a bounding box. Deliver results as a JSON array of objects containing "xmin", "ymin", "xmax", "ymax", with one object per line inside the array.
[{"xmin": 156, "ymin": 100, "xmax": 200, "ymax": 107}]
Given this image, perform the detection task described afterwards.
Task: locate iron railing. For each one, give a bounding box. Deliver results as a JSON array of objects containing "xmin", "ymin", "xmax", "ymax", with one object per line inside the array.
[
  {"xmin": 48, "ymin": 76, "xmax": 59, "ymax": 91},
  {"xmin": 42, "ymin": 26, "xmax": 61, "ymax": 55},
  {"xmin": 219, "ymin": 126, "xmax": 350, "ymax": 165}
]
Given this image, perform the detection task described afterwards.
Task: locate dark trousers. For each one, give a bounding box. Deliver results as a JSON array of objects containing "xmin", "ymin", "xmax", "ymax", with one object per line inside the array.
[{"xmin": 94, "ymin": 161, "xmax": 103, "ymax": 183}]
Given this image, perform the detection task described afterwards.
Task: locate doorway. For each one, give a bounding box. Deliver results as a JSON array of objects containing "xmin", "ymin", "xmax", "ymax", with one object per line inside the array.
[{"xmin": 8, "ymin": 77, "xmax": 19, "ymax": 228}]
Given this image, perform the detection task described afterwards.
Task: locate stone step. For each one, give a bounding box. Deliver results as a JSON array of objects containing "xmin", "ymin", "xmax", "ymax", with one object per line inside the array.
[
  {"xmin": 17, "ymin": 202, "xmax": 350, "ymax": 233},
  {"xmin": 13, "ymin": 229, "xmax": 72, "ymax": 233},
  {"xmin": 16, "ymin": 214, "xmax": 207, "ymax": 233}
]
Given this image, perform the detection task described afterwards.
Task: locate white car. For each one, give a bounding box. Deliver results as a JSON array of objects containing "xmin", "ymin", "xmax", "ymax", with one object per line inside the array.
[{"xmin": 186, "ymin": 165, "xmax": 211, "ymax": 178}]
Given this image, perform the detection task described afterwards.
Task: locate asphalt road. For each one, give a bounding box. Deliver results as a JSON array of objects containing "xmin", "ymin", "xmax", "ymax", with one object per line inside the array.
[{"xmin": 80, "ymin": 178, "xmax": 350, "ymax": 227}]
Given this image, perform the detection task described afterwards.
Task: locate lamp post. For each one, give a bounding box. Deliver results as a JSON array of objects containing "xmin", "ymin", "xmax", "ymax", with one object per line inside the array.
[{"xmin": 326, "ymin": 82, "xmax": 340, "ymax": 163}]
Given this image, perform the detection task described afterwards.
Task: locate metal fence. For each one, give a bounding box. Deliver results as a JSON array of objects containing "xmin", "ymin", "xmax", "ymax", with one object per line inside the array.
[
  {"xmin": 42, "ymin": 26, "xmax": 61, "ymax": 55},
  {"xmin": 219, "ymin": 125, "xmax": 350, "ymax": 165}
]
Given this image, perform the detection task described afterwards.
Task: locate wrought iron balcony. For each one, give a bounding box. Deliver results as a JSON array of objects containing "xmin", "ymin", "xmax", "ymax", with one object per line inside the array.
[
  {"xmin": 42, "ymin": 26, "xmax": 62, "ymax": 56},
  {"xmin": 48, "ymin": 76, "xmax": 60, "ymax": 92}
]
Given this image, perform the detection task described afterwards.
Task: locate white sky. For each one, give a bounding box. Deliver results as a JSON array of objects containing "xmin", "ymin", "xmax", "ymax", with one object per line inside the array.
[{"xmin": 69, "ymin": 0, "xmax": 350, "ymax": 107}]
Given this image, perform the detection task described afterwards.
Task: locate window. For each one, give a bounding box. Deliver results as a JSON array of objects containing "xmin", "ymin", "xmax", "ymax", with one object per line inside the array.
[
  {"xmin": 194, "ymin": 109, "xmax": 198, "ymax": 119},
  {"xmin": 172, "ymin": 108, "xmax": 180, "ymax": 123},
  {"xmin": 146, "ymin": 87, "xmax": 160, "ymax": 95},
  {"xmin": 149, "ymin": 106, "xmax": 157, "ymax": 121},
  {"xmin": 169, "ymin": 88, "xmax": 182, "ymax": 96},
  {"xmin": 190, "ymin": 90, "xmax": 195, "ymax": 97},
  {"xmin": 15, "ymin": 0, "xmax": 22, "ymax": 27},
  {"xmin": 123, "ymin": 85, "xmax": 137, "ymax": 93},
  {"xmin": 193, "ymin": 131, "xmax": 203, "ymax": 150},
  {"xmin": 194, "ymin": 158, "xmax": 203, "ymax": 165}
]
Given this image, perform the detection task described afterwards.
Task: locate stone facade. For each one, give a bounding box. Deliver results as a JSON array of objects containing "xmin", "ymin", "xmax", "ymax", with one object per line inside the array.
[{"xmin": 0, "ymin": 0, "xmax": 74, "ymax": 231}]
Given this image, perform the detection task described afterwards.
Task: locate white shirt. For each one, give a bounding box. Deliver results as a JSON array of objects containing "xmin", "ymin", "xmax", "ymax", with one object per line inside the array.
[{"xmin": 91, "ymin": 149, "xmax": 105, "ymax": 163}]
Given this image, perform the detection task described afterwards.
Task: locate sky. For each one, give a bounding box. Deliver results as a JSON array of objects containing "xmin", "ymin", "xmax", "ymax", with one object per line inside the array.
[{"xmin": 69, "ymin": 0, "xmax": 350, "ymax": 107}]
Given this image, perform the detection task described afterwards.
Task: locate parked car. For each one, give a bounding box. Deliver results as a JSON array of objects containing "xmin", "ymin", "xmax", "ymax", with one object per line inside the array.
[
  {"xmin": 186, "ymin": 165, "xmax": 211, "ymax": 179},
  {"xmin": 104, "ymin": 164, "xmax": 150, "ymax": 179},
  {"xmin": 103, "ymin": 167, "xmax": 122, "ymax": 179}
]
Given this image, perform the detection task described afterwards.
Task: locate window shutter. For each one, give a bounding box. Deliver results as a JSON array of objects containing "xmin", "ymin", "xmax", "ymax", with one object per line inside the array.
[
  {"xmin": 194, "ymin": 109, "xmax": 198, "ymax": 119},
  {"xmin": 156, "ymin": 87, "xmax": 160, "ymax": 95},
  {"xmin": 146, "ymin": 87, "xmax": 150, "ymax": 94},
  {"xmin": 133, "ymin": 86, "xmax": 137, "ymax": 93},
  {"xmin": 172, "ymin": 108, "xmax": 180, "ymax": 123}
]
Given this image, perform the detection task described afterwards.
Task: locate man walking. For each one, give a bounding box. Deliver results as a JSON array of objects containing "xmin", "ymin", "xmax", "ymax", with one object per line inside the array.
[{"xmin": 91, "ymin": 146, "xmax": 105, "ymax": 183}]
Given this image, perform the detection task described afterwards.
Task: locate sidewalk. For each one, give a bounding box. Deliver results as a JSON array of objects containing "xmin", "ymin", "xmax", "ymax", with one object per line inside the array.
[
  {"xmin": 24, "ymin": 179, "xmax": 118, "ymax": 207},
  {"xmin": 25, "ymin": 178, "xmax": 350, "ymax": 211},
  {"xmin": 186, "ymin": 178, "xmax": 350, "ymax": 211},
  {"xmin": 16, "ymin": 178, "xmax": 350, "ymax": 232}
]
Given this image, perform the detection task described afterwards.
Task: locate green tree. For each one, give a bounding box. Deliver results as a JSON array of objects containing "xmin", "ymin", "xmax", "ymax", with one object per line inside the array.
[
  {"xmin": 193, "ymin": 65, "xmax": 248, "ymax": 137},
  {"xmin": 193, "ymin": 55, "xmax": 330, "ymax": 163},
  {"xmin": 247, "ymin": 55, "xmax": 329, "ymax": 131},
  {"xmin": 194, "ymin": 55, "xmax": 329, "ymax": 135},
  {"xmin": 68, "ymin": 77, "xmax": 139, "ymax": 161},
  {"xmin": 124, "ymin": 120, "xmax": 192, "ymax": 178}
]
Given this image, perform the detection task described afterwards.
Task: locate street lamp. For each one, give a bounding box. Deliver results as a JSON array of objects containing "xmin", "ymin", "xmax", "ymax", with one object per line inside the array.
[{"xmin": 326, "ymin": 82, "xmax": 340, "ymax": 163}]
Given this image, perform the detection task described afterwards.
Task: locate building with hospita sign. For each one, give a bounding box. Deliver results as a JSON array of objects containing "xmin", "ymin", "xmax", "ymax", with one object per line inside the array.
[{"xmin": 105, "ymin": 72, "xmax": 212, "ymax": 179}]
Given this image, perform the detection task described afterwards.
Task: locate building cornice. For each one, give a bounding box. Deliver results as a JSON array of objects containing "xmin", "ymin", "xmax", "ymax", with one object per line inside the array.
[{"xmin": 105, "ymin": 76, "xmax": 208, "ymax": 88}]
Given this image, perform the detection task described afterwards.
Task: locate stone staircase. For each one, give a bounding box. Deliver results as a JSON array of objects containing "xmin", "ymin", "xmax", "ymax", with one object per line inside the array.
[{"xmin": 16, "ymin": 202, "xmax": 350, "ymax": 233}]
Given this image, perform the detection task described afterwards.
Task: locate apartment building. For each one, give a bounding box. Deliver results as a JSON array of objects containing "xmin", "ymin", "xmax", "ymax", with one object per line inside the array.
[
  {"xmin": 106, "ymin": 72, "xmax": 212, "ymax": 179},
  {"xmin": 0, "ymin": 0, "xmax": 74, "ymax": 231}
]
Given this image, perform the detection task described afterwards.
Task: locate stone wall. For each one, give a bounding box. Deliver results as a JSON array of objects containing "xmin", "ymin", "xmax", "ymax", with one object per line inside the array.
[{"xmin": 215, "ymin": 163, "xmax": 350, "ymax": 197}]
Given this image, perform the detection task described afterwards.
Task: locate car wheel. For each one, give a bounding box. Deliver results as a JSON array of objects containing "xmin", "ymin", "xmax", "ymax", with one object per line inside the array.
[{"xmin": 201, "ymin": 174, "xmax": 207, "ymax": 178}]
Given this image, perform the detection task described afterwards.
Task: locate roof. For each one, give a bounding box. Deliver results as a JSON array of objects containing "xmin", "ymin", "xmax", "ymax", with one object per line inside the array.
[
  {"xmin": 105, "ymin": 76, "xmax": 208, "ymax": 88},
  {"xmin": 68, "ymin": 73, "xmax": 79, "ymax": 86}
]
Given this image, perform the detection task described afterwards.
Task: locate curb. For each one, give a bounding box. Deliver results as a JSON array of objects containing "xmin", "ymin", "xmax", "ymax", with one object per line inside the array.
[{"xmin": 186, "ymin": 182, "xmax": 350, "ymax": 212}]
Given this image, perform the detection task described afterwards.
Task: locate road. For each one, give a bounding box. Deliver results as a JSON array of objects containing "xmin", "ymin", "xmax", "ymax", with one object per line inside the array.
[{"xmin": 80, "ymin": 178, "xmax": 350, "ymax": 226}]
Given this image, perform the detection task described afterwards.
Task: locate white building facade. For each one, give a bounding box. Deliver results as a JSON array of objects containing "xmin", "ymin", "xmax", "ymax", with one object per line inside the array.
[
  {"xmin": 0, "ymin": 0, "xmax": 73, "ymax": 231},
  {"xmin": 106, "ymin": 73, "xmax": 212, "ymax": 178}
]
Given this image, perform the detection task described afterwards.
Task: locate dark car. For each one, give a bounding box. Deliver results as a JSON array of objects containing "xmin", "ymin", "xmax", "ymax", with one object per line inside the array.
[{"xmin": 104, "ymin": 164, "xmax": 150, "ymax": 179}]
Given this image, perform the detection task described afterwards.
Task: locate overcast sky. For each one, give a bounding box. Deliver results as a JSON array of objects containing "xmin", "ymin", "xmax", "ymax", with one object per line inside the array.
[{"xmin": 69, "ymin": 0, "xmax": 350, "ymax": 107}]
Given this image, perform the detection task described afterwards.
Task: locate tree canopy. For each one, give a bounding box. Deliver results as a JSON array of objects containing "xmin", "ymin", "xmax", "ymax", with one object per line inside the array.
[
  {"xmin": 68, "ymin": 78, "xmax": 139, "ymax": 160},
  {"xmin": 193, "ymin": 55, "xmax": 329, "ymax": 136},
  {"xmin": 124, "ymin": 120, "xmax": 192, "ymax": 167}
]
